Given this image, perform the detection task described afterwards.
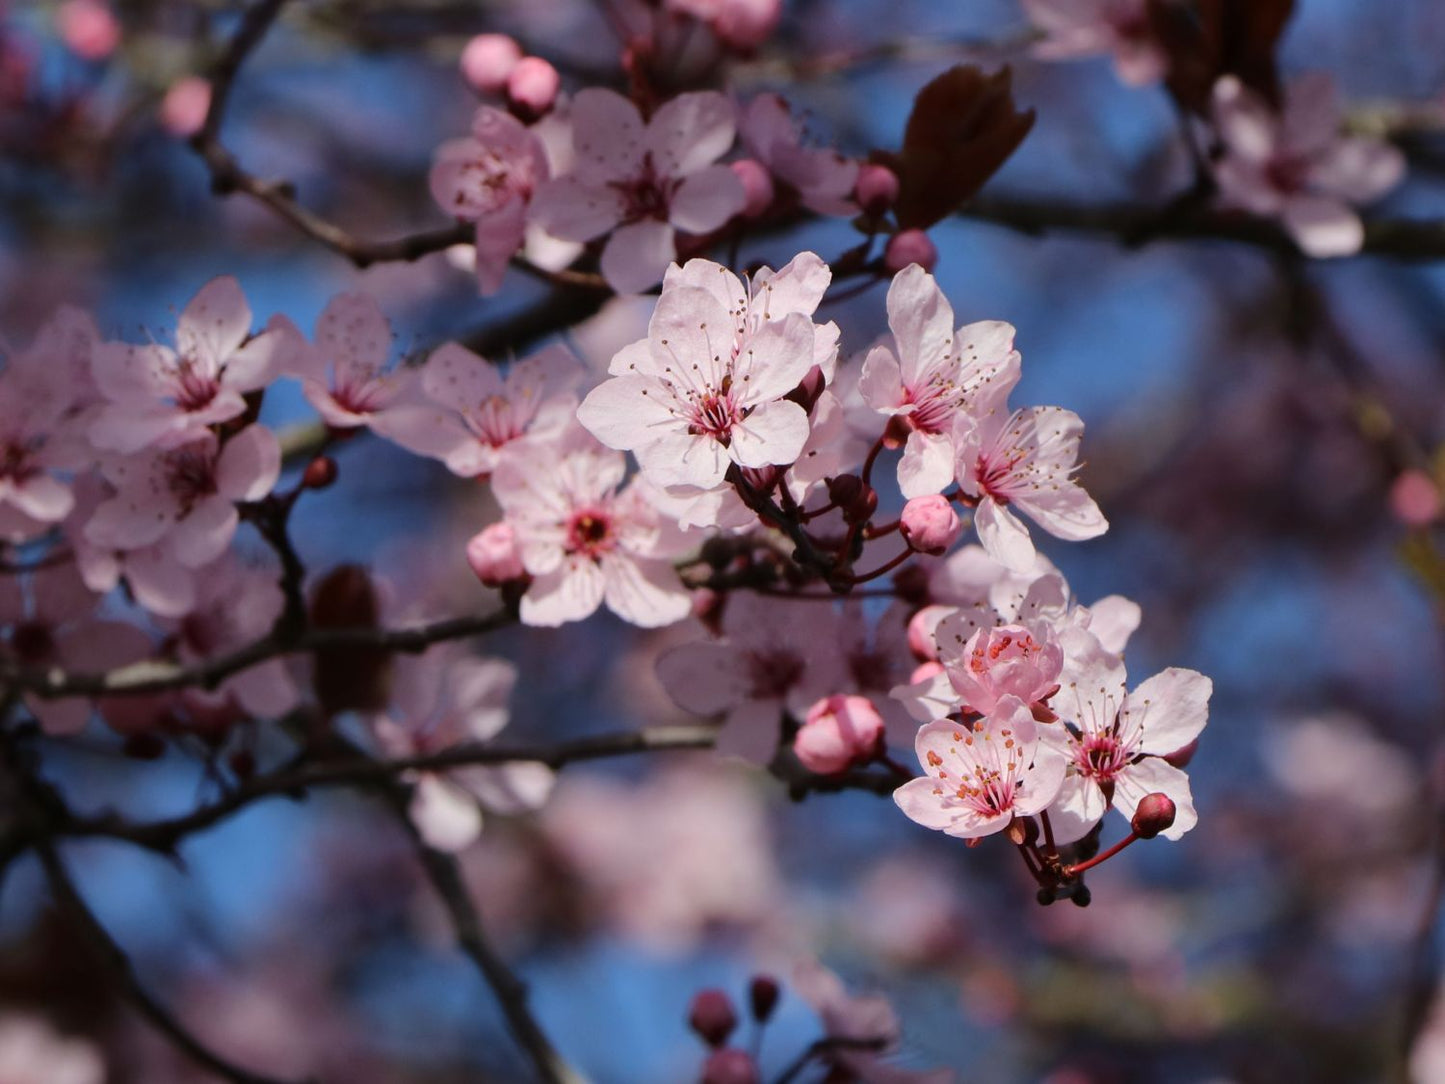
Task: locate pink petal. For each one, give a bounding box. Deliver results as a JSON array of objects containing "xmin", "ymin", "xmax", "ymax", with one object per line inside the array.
[
  {"xmin": 1113, "ymin": 757, "xmax": 1197, "ymax": 841},
  {"xmin": 520, "ymin": 557, "xmax": 606, "ymax": 626},
  {"xmin": 669, "ymin": 165, "xmax": 746, "ymax": 233},
  {"xmin": 655, "ymin": 640, "xmax": 747, "ymax": 715},
  {"xmin": 410, "ymin": 776, "xmax": 484, "ymax": 852},
  {"xmin": 317, "ymin": 292, "xmax": 391, "ymax": 374},
  {"xmin": 973, "ymin": 498, "xmax": 1036, "ymax": 572},
  {"xmin": 601, "ymin": 553, "xmax": 691, "ymax": 627},
  {"xmin": 1128, "ymin": 668, "xmax": 1212, "ymax": 757},
  {"xmin": 529, "ymin": 175, "xmax": 625, "ymax": 241},
  {"xmin": 576, "ymin": 375, "xmax": 679, "ymax": 452},
  {"xmin": 1015, "ymin": 480, "xmax": 1108, "ymax": 542},
  {"xmin": 897, "ymin": 431, "xmax": 955, "ymax": 499},
  {"xmin": 215, "ymin": 424, "xmax": 280, "ymax": 502},
  {"xmin": 885, "ymin": 263, "xmax": 956, "ymax": 386},
  {"xmin": 569, "ymin": 88, "xmax": 646, "ymax": 183},
  {"xmin": 728, "ymin": 398, "xmax": 809, "ymax": 470},
  {"xmin": 646, "ymin": 91, "xmax": 736, "ymax": 177},
  {"xmin": 175, "ymin": 276, "xmax": 253, "ymax": 372},
  {"xmin": 168, "ymin": 497, "xmax": 238, "ymax": 567},
  {"xmin": 600, "ymin": 220, "xmax": 676, "ymax": 295},
  {"xmin": 857, "ymin": 345, "xmax": 907, "ymax": 413},
  {"xmin": 1282, "ymin": 195, "xmax": 1364, "ymax": 258},
  {"xmin": 717, "ymin": 697, "xmax": 785, "ymax": 764}
]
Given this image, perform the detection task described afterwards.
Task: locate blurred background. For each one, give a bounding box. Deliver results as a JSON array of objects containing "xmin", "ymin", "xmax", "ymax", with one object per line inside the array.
[{"xmin": 3, "ymin": 0, "xmax": 1445, "ymax": 1080}]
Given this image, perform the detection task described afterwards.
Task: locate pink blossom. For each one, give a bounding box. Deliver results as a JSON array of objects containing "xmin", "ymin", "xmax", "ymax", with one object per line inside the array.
[
  {"xmin": 466, "ymin": 522, "xmax": 525, "ymax": 586},
  {"xmin": 56, "ymin": 0, "xmax": 120, "ymax": 62},
  {"xmin": 1, "ymin": 563, "xmax": 152, "ymax": 735},
  {"xmin": 84, "ymin": 424, "xmax": 279, "ymax": 570},
  {"xmin": 1390, "ymin": 469, "xmax": 1442, "ymax": 526},
  {"xmin": 459, "ymin": 34, "xmax": 522, "ymax": 94},
  {"xmin": 882, "ymin": 230, "xmax": 937, "ymax": 274},
  {"xmin": 578, "ymin": 256, "xmax": 826, "ymax": 490},
  {"xmin": 1021, "ymin": 0, "xmax": 1166, "ymax": 86},
  {"xmin": 1211, "ymin": 73, "xmax": 1406, "ymax": 258},
  {"xmin": 159, "ymin": 76, "xmax": 210, "ymax": 138},
  {"xmin": 894, "ymin": 695, "xmax": 1067, "ymax": 840},
  {"xmin": 505, "ymin": 57, "xmax": 559, "ymax": 118},
  {"xmin": 900, "ymin": 495, "xmax": 961, "ymax": 554},
  {"xmin": 656, "ymin": 591, "xmax": 847, "ymax": 763},
  {"xmin": 793, "ymin": 694, "xmax": 885, "ymax": 774},
  {"xmin": 0, "ymin": 307, "xmax": 98, "ymax": 541},
  {"xmin": 859, "ymin": 264, "xmax": 1020, "ymax": 498},
  {"xmin": 855, "ymin": 163, "xmax": 900, "ymax": 215},
  {"xmin": 286, "ymin": 292, "xmax": 419, "ymax": 430},
  {"xmin": 380, "ymin": 342, "xmax": 578, "ymax": 477},
  {"xmin": 430, "ymin": 106, "xmax": 551, "ymax": 294},
  {"xmin": 530, "ymin": 89, "xmax": 745, "ymax": 294},
  {"xmin": 373, "ymin": 651, "xmax": 553, "ymax": 853},
  {"xmin": 490, "ymin": 425, "xmax": 693, "ymax": 627},
  {"xmin": 1038, "ymin": 635, "xmax": 1210, "ymax": 843},
  {"xmin": 89, "ymin": 276, "xmax": 289, "ymax": 453},
  {"xmin": 937, "ymin": 621, "xmax": 1063, "ymax": 718},
  {"xmin": 738, "ymin": 94, "xmax": 858, "ymax": 216},
  {"xmin": 954, "ymin": 405, "xmax": 1107, "ymax": 571}
]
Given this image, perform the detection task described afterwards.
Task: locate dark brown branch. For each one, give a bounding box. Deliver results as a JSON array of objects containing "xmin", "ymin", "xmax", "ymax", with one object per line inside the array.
[{"xmin": 34, "ymin": 838, "xmax": 309, "ymax": 1084}]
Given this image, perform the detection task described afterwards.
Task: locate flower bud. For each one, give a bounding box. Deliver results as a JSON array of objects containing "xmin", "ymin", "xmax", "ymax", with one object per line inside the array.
[
  {"xmin": 784, "ymin": 365, "xmax": 826, "ymax": 412},
  {"xmin": 688, "ymin": 989, "xmax": 738, "ymax": 1048},
  {"xmin": 57, "ymin": 0, "xmax": 120, "ymax": 62},
  {"xmin": 827, "ymin": 474, "xmax": 876, "ymax": 524},
  {"xmin": 302, "ymin": 455, "xmax": 338, "ymax": 490},
  {"xmin": 729, "ymin": 159, "xmax": 775, "ymax": 218},
  {"xmin": 884, "ymin": 229, "xmax": 938, "ymax": 274},
  {"xmin": 793, "ymin": 695, "xmax": 885, "ymax": 775},
  {"xmin": 1130, "ymin": 793, "xmax": 1177, "ymax": 839},
  {"xmin": 748, "ymin": 974, "xmax": 779, "ymax": 1022},
  {"xmin": 900, "ymin": 495, "xmax": 962, "ymax": 555},
  {"xmin": 506, "ymin": 56, "xmax": 559, "ymax": 119},
  {"xmin": 467, "ymin": 523, "xmax": 525, "ymax": 586},
  {"xmin": 854, "ymin": 163, "xmax": 900, "ymax": 215},
  {"xmin": 160, "ymin": 76, "xmax": 211, "ymax": 139},
  {"xmin": 1390, "ymin": 469, "xmax": 1442, "ymax": 527},
  {"xmin": 712, "ymin": 0, "xmax": 782, "ymax": 52},
  {"xmin": 701, "ymin": 1048, "xmax": 760, "ymax": 1084},
  {"xmin": 460, "ymin": 33, "xmax": 522, "ymax": 94}
]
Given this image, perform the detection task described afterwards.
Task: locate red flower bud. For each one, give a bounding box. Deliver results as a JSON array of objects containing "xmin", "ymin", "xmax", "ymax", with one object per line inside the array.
[{"xmin": 1130, "ymin": 793, "xmax": 1177, "ymax": 839}]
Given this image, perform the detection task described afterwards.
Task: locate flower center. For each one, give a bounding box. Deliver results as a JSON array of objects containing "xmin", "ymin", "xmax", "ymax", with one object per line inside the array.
[
  {"xmin": 614, "ymin": 156, "xmax": 675, "ymax": 223},
  {"xmin": 468, "ymin": 393, "xmax": 534, "ymax": 449},
  {"xmin": 566, "ymin": 509, "xmax": 614, "ymax": 558},
  {"xmin": 905, "ymin": 374, "xmax": 963, "ymax": 435},
  {"xmin": 1266, "ymin": 152, "xmax": 1311, "ymax": 195},
  {"xmin": 1077, "ymin": 732, "xmax": 1130, "ymax": 781},
  {"xmin": 174, "ymin": 358, "xmax": 220, "ymax": 412},
  {"xmin": 0, "ymin": 438, "xmax": 36, "ymax": 483},
  {"xmin": 746, "ymin": 650, "xmax": 804, "ymax": 699},
  {"xmin": 165, "ymin": 445, "xmax": 219, "ymax": 514}
]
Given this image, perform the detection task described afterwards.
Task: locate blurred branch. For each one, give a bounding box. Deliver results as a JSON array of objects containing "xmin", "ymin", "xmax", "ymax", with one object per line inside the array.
[{"xmin": 961, "ymin": 195, "xmax": 1445, "ymax": 261}]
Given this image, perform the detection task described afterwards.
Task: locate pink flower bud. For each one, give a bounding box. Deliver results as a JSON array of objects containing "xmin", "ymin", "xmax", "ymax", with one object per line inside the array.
[
  {"xmin": 793, "ymin": 695, "xmax": 885, "ymax": 775},
  {"xmin": 900, "ymin": 495, "xmax": 962, "ymax": 555},
  {"xmin": 466, "ymin": 523, "xmax": 525, "ymax": 586},
  {"xmin": 688, "ymin": 989, "xmax": 738, "ymax": 1047},
  {"xmin": 1130, "ymin": 793, "xmax": 1177, "ymax": 839},
  {"xmin": 159, "ymin": 76, "xmax": 211, "ymax": 138},
  {"xmin": 729, "ymin": 158, "xmax": 774, "ymax": 218},
  {"xmin": 748, "ymin": 974, "xmax": 779, "ymax": 1022},
  {"xmin": 506, "ymin": 56, "xmax": 559, "ymax": 119},
  {"xmin": 884, "ymin": 229, "xmax": 938, "ymax": 274},
  {"xmin": 854, "ymin": 163, "xmax": 900, "ymax": 215},
  {"xmin": 460, "ymin": 34, "xmax": 522, "ymax": 94},
  {"xmin": 302, "ymin": 455, "xmax": 338, "ymax": 490},
  {"xmin": 712, "ymin": 0, "xmax": 782, "ymax": 51},
  {"xmin": 907, "ymin": 606, "xmax": 950, "ymax": 661},
  {"xmin": 1390, "ymin": 469, "xmax": 1442, "ymax": 527},
  {"xmin": 701, "ymin": 1048, "xmax": 760, "ymax": 1084},
  {"xmin": 56, "ymin": 0, "xmax": 120, "ymax": 61}
]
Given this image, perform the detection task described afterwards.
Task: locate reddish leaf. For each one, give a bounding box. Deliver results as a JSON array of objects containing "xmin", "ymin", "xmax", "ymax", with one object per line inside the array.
[
  {"xmin": 309, "ymin": 564, "xmax": 391, "ymax": 716},
  {"xmin": 1156, "ymin": 0, "xmax": 1296, "ymax": 114}
]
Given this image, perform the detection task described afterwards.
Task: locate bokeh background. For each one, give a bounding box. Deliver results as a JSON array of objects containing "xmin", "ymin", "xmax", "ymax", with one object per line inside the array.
[{"xmin": 4, "ymin": 0, "xmax": 1445, "ymax": 1080}]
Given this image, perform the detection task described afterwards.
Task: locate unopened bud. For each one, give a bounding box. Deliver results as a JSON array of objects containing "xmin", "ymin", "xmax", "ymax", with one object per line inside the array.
[
  {"xmin": 688, "ymin": 989, "xmax": 738, "ymax": 1048},
  {"xmin": 506, "ymin": 56, "xmax": 559, "ymax": 119},
  {"xmin": 884, "ymin": 229, "xmax": 938, "ymax": 274},
  {"xmin": 854, "ymin": 163, "xmax": 900, "ymax": 215},
  {"xmin": 466, "ymin": 522, "xmax": 525, "ymax": 586},
  {"xmin": 1390, "ymin": 469, "xmax": 1442, "ymax": 527},
  {"xmin": 460, "ymin": 33, "xmax": 522, "ymax": 94},
  {"xmin": 748, "ymin": 974, "xmax": 779, "ymax": 1022},
  {"xmin": 793, "ymin": 694, "xmax": 885, "ymax": 775},
  {"xmin": 729, "ymin": 159, "xmax": 774, "ymax": 218},
  {"xmin": 701, "ymin": 1048, "xmax": 760, "ymax": 1084},
  {"xmin": 302, "ymin": 455, "xmax": 337, "ymax": 489},
  {"xmin": 900, "ymin": 495, "xmax": 962, "ymax": 555},
  {"xmin": 827, "ymin": 475, "xmax": 876, "ymax": 524},
  {"xmin": 784, "ymin": 365, "xmax": 827, "ymax": 412},
  {"xmin": 1130, "ymin": 792, "xmax": 1176, "ymax": 839}
]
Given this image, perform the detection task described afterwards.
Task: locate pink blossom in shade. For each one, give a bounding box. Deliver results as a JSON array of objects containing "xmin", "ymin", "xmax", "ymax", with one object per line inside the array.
[
  {"xmin": 529, "ymin": 89, "xmax": 746, "ymax": 294},
  {"xmin": 505, "ymin": 57, "xmax": 559, "ymax": 118},
  {"xmin": 895, "ymin": 696, "xmax": 1066, "ymax": 840},
  {"xmin": 854, "ymin": 163, "xmax": 900, "ymax": 216},
  {"xmin": 738, "ymin": 94, "xmax": 859, "ymax": 216},
  {"xmin": 459, "ymin": 34, "xmax": 522, "ymax": 94},
  {"xmin": 0, "ymin": 307, "xmax": 100, "ymax": 541},
  {"xmin": 1390, "ymin": 469, "xmax": 1442, "ymax": 527},
  {"xmin": 1211, "ymin": 73, "xmax": 1406, "ymax": 259},
  {"xmin": 166, "ymin": 555, "xmax": 299, "ymax": 719},
  {"xmin": 372, "ymin": 652, "xmax": 553, "ymax": 853},
  {"xmin": 656, "ymin": 592, "xmax": 847, "ymax": 763},
  {"xmin": 901, "ymin": 495, "xmax": 962, "ymax": 555},
  {"xmin": 1, "ymin": 564, "xmax": 152, "ymax": 735},
  {"xmin": 490, "ymin": 425, "xmax": 693, "ymax": 628},
  {"xmin": 882, "ymin": 230, "xmax": 937, "ymax": 275},
  {"xmin": 1038, "ymin": 634, "xmax": 1211, "ymax": 843},
  {"xmin": 859, "ymin": 264, "xmax": 1021, "ymax": 499},
  {"xmin": 466, "ymin": 522, "xmax": 525, "ymax": 586},
  {"xmin": 729, "ymin": 158, "xmax": 774, "ymax": 217},
  {"xmin": 578, "ymin": 266, "xmax": 821, "ymax": 492},
  {"xmin": 159, "ymin": 76, "xmax": 211, "ymax": 138},
  {"xmin": 794, "ymin": 694, "xmax": 885, "ymax": 774},
  {"xmin": 379, "ymin": 342, "xmax": 578, "ymax": 478},
  {"xmin": 0, "ymin": 1015, "xmax": 104, "ymax": 1084},
  {"xmin": 429, "ymin": 106, "xmax": 551, "ymax": 295},
  {"xmin": 286, "ymin": 292, "xmax": 419, "ymax": 430},
  {"xmin": 1021, "ymin": 0, "xmax": 1166, "ymax": 86},
  {"xmin": 954, "ymin": 405, "xmax": 1107, "ymax": 572},
  {"xmin": 790, "ymin": 960, "xmax": 955, "ymax": 1084},
  {"xmin": 89, "ymin": 277, "xmax": 289, "ymax": 453},
  {"xmin": 56, "ymin": 0, "xmax": 120, "ymax": 61},
  {"xmin": 83, "ymin": 424, "xmax": 279, "ymax": 570},
  {"xmin": 701, "ymin": 1048, "xmax": 760, "ymax": 1084},
  {"xmin": 937, "ymin": 620, "xmax": 1063, "ymax": 718}
]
